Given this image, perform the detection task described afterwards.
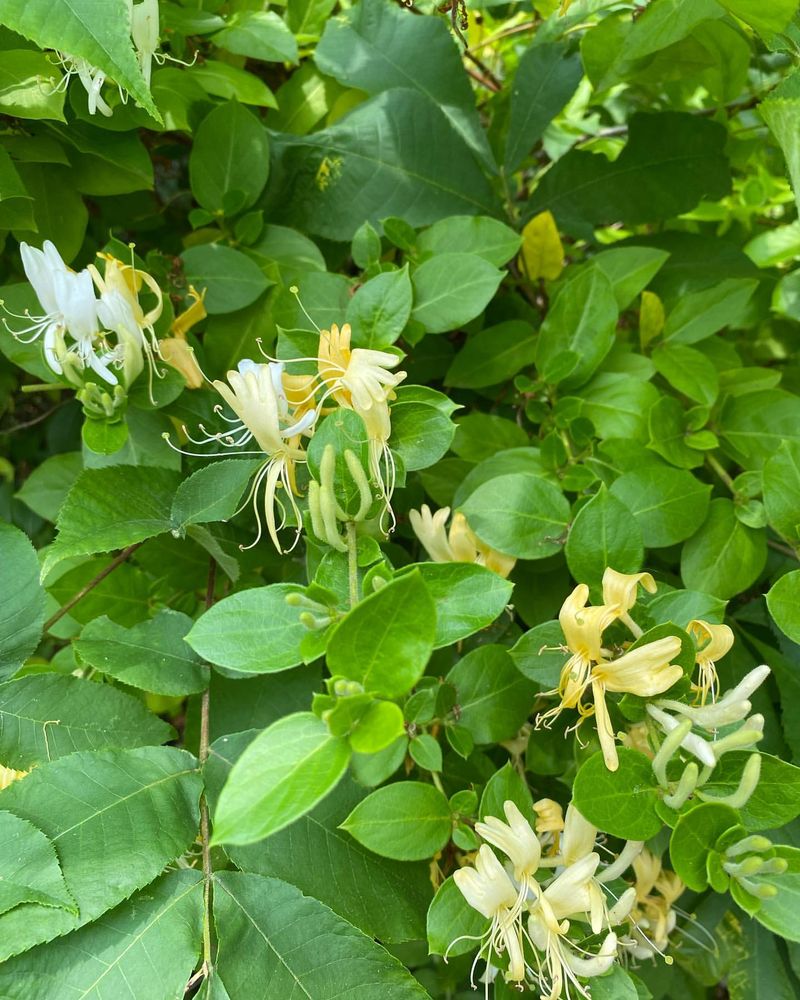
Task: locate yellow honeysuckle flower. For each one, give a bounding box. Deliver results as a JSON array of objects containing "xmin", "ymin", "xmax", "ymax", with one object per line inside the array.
[
  {"xmin": 533, "ymin": 798, "xmax": 565, "ymax": 838},
  {"xmin": 602, "ymin": 568, "xmax": 657, "ymax": 637},
  {"xmin": 409, "ymin": 504, "xmax": 516, "ymax": 578},
  {"xmin": 475, "ymin": 800, "xmax": 541, "ymax": 886},
  {"xmin": 625, "ymin": 849, "xmax": 684, "ymax": 961},
  {"xmin": 687, "ymin": 619, "xmax": 734, "ymax": 704},
  {"xmin": 0, "ymin": 764, "xmax": 28, "ymax": 790},
  {"xmin": 159, "ymin": 337, "xmax": 204, "ymax": 388}
]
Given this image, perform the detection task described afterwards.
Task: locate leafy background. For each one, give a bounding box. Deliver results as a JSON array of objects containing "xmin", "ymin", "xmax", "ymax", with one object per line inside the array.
[{"xmin": 2, "ymin": 0, "xmax": 800, "ymax": 996}]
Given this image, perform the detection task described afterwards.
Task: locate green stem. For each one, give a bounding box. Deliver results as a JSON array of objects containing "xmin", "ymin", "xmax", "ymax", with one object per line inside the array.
[
  {"xmin": 346, "ymin": 522, "xmax": 359, "ymax": 608},
  {"xmin": 705, "ymin": 453, "xmax": 736, "ymax": 492},
  {"xmin": 199, "ymin": 557, "xmax": 217, "ymax": 978}
]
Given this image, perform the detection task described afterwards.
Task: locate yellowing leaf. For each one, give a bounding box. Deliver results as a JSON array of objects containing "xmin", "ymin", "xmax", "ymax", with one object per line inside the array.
[
  {"xmin": 520, "ymin": 210, "xmax": 564, "ymax": 281},
  {"xmin": 640, "ymin": 289, "xmax": 665, "ymax": 347}
]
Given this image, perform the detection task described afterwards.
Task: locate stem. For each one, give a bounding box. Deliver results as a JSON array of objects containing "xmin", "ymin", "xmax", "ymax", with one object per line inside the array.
[
  {"xmin": 705, "ymin": 453, "xmax": 736, "ymax": 492},
  {"xmin": 346, "ymin": 521, "xmax": 359, "ymax": 608},
  {"xmin": 199, "ymin": 557, "xmax": 217, "ymax": 977},
  {"xmin": 43, "ymin": 542, "xmax": 142, "ymax": 631},
  {"xmin": 768, "ymin": 538, "xmax": 799, "ymax": 560}
]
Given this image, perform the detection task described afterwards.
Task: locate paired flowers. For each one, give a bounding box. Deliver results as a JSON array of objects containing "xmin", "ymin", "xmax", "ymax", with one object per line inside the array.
[{"xmin": 409, "ymin": 504, "xmax": 515, "ymax": 578}]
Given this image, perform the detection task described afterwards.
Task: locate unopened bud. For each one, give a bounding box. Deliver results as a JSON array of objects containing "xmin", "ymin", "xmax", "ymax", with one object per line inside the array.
[{"xmin": 726, "ymin": 835, "xmax": 772, "ymax": 858}]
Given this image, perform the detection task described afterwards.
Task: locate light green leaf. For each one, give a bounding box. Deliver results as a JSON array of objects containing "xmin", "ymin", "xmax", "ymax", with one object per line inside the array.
[
  {"xmin": 747, "ymin": 846, "xmax": 800, "ymax": 942},
  {"xmin": 75, "ymin": 610, "xmax": 208, "ymax": 696},
  {"xmin": 340, "ymin": 781, "xmax": 451, "ymax": 861},
  {"xmin": 479, "ymin": 760, "xmax": 534, "ymax": 821},
  {"xmin": 652, "ymin": 343, "xmax": 720, "ymax": 405},
  {"xmin": 187, "ymin": 60, "xmax": 277, "ymax": 108},
  {"xmin": 346, "ymin": 266, "xmax": 412, "ymax": 349},
  {"xmin": 610, "ymin": 466, "xmax": 711, "ymax": 548},
  {"xmin": 326, "ymin": 571, "xmax": 436, "ymax": 698},
  {"xmin": 720, "ymin": 390, "xmax": 800, "ymax": 469},
  {"xmin": 171, "ymin": 459, "xmax": 263, "ymax": 530},
  {"xmin": 566, "ymin": 485, "xmax": 643, "ymax": 588},
  {"xmin": 0, "ymin": 50, "xmax": 65, "ymax": 121},
  {"xmin": 444, "ymin": 320, "xmax": 536, "ymax": 389},
  {"xmin": 14, "ymin": 452, "xmax": 83, "ymax": 522},
  {"xmin": 0, "ymin": 811, "xmax": 74, "ymax": 916},
  {"xmin": 0, "ymin": 869, "xmax": 202, "ymax": 1000},
  {"xmin": 669, "ymin": 802, "xmax": 739, "ymax": 891},
  {"xmin": 447, "ymin": 646, "xmax": 536, "ymax": 744},
  {"xmin": 0, "ymin": 747, "xmax": 201, "ymax": 960},
  {"xmin": 212, "ymin": 712, "xmax": 350, "ymax": 846},
  {"xmin": 181, "ymin": 244, "xmax": 272, "ymax": 314},
  {"xmin": 186, "ymin": 584, "xmax": 308, "ymax": 675},
  {"xmin": 0, "ymin": 674, "xmax": 172, "ymax": 767},
  {"xmin": 212, "ymin": 10, "xmax": 297, "ymax": 63},
  {"xmin": 767, "ymin": 571, "xmax": 800, "ymax": 644},
  {"xmin": 718, "ymin": 0, "xmax": 797, "ymax": 38},
  {"xmin": 680, "ymin": 498, "xmax": 766, "ymax": 600},
  {"xmin": 763, "ymin": 441, "xmax": 800, "ymax": 544},
  {"xmin": 213, "ymin": 871, "xmax": 430, "ymax": 998},
  {"xmin": 411, "ymin": 253, "xmax": 504, "ymax": 334},
  {"xmin": 663, "ymin": 278, "xmax": 757, "ymax": 345},
  {"xmin": 417, "ymin": 215, "xmax": 520, "ymax": 267},
  {"xmin": 572, "ymin": 749, "xmax": 662, "ymax": 840},
  {"xmin": 41, "ymin": 465, "xmax": 181, "ymax": 579},
  {"xmin": 593, "ymin": 246, "xmax": 669, "ymax": 310},
  {"xmin": 0, "ymin": 522, "xmax": 45, "ymax": 680},
  {"xmin": 389, "ymin": 400, "xmax": 456, "ymax": 472},
  {"xmin": 427, "ymin": 875, "xmax": 488, "ymax": 957}
]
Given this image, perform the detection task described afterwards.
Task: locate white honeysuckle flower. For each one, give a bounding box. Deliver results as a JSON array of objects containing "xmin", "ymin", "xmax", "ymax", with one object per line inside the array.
[
  {"xmin": 56, "ymin": 53, "xmax": 113, "ymax": 116},
  {"xmin": 559, "ymin": 804, "xmax": 598, "ymax": 868},
  {"xmin": 475, "ymin": 800, "xmax": 542, "ymax": 883},
  {"xmin": 658, "ymin": 665, "xmax": 771, "ymax": 731},
  {"xmin": 646, "ymin": 703, "xmax": 717, "ymax": 767},
  {"xmin": 409, "ymin": 504, "xmax": 516, "ymax": 578},
  {"xmin": 606, "ymin": 886, "xmax": 637, "ymax": 925},
  {"xmin": 130, "ymin": 0, "xmax": 159, "ymax": 86}
]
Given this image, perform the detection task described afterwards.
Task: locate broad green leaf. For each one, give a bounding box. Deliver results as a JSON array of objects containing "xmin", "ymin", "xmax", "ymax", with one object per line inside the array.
[
  {"xmin": 220, "ymin": 766, "xmax": 431, "ymax": 943},
  {"xmin": 211, "ymin": 712, "xmax": 350, "ymax": 846},
  {"xmin": 181, "ymin": 244, "xmax": 272, "ymax": 315},
  {"xmin": 591, "ymin": 967, "xmax": 641, "ymax": 1000},
  {"xmin": 479, "ymin": 760, "xmax": 534, "ymax": 821},
  {"xmin": 510, "ymin": 620, "xmax": 569, "ymax": 689},
  {"xmin": 427, "ymin": 875, "xmax": 488, "ymax": 957},
  {"xmin": 767, "ymin": 570, "xmax": 800, "ymax": 644},
  {"xmin": 747, "ymin": 846, "xmax": 800, "ymax": 942},
  {"xmin": 411, "ymin": 253, "xmax": 504, "ymax": 334},
  {"xmin": 187, "ymin": 60, "xmax": 277, "ymax": 108},
  {"xmin": 453, "ymin": 447, "xmax": 554, "ymax": 506},
  {"xmin": 213, "ymin": 871, "xmax": 430, "ymax": 999},
  {"xmin": 340, "ymin": 781, "xmax": 451, "ymax": 860},
  {"xmin": 763, "ymin": 441, "xmax": 800, "ymax": 543},
  {"xmin": 389, "ymin": 400, "xmax": 456, "ymax": 472},
  {"xmin": 315, "ymin": 0, "xmax": 491, "ymax": 167},
  {"xmin": 504, "ymin": 42, "xmax": 582, "ymax": 173},
  {"xmin": 446, "ymin": 646, "xmax": 536, "ymax": 744},
  {"xmin": 610, "ymin": 466, "xmax": 711, "ymax": 548},
  {"xmin": 728, "ymin": 920, "xmax": 798, "ymax": 1000},
  {"xmin": 14, "ymin": 452, "xmax": 83, "ymax": 522},
  {"xmin": 41, "ymin": 465, "xmax": 181, "ymax": 579},
  {"xmin": 652, "ymin": 344, "xmax": 720, "ymax": 405},
  {"xmin": 699, "ymin": 752, "xmax": 800, "ymax": 831},
  {"xmin": 565, "ymin": 485, "xmax": 643, "ymax": 588},
  {"xmin": 720, "ymin": 390, "xmax": 800, "ymax": 470},
  {"xmin": 452, "ymin": 413, "xmax": 529, "ymax": 463},
  {"xmin": 346, "ymin": 266, "xmax": 412, "ymax": 348},
  {"xmin": 459, "ymin": 473, "xmax": 570, "ymax": 560},
  {"xmin": 404, "ymin": 563, "xmax": 513, "ymax": 648},
  {"xmin": 0, "ymin": 747, "xmax": 201, "ymax": 959},
  {"xmin": 417, "ymin": 215, "xmax": 521, "ymax": 267},
  {"xmin": 326, "ymin": 571, "xmax": 436, "ymax": 698},
  {"xmin": 0, "ymin": 674, "xmax": 172, "ymax": 767},
  {"xmin": 647, "ymin": 589, "xmax": 727, "ymax": 628},
  {"xmin": 0, "ymin": 869, "xmax": 203, "ymax": 1000},
  {"xmin": 580, "ymin": 376, "xmax": 659, "ymax": 441},
  {"xmin": 761, "ymin": 98, "xmax": 800, "ymax": 216},
  {"xmin": 0, "ymin": 0, "xmax": 158, "ymax": 120},
  {"xmin": 572, "ymin": 749, "xmax": 662, "ymax": 840},
  {"xmin": 0, "ymin": 522, "xmax": 45, "ymax": 680},
  {"xmin": 75, "ymin": 611, "xmax": 208, "ymax": 696},
  {"xmin": 669, "ymin": 802, "xmax": 739, "ymax": 891},
  {"xmin": 0, "ymin": 811, "xmax": 74, "ymax": 916},
  {"xmin": 680, "ymin": 498, "xmax": 766, "ymax": 600},
  {"xmin": 13, "ymin": 162, "xmax": 87, "ymax": 262},
  {"xmin": 189, "ymin": 101, "xmax": 270, "ymax": 215},
  {"xmin": 536, "ymin": 263, "xmax": 619, "ymax": 388},
  {"xmin": 527, "ymin": 112, "xmax": 730, "ymax": 235},
  {"xmin": 663, "ymin": 279, "xmax": 757, "ymax": 345},
  {"xmin": 171, "ymin": 459, "xmax": 264, "ymax": 530},
  {"xmin": 718, "ymin": 0, "xmax": 797, "ymax": 38},
  {"xmin": 647, "ymin": 395, "xmax": 704, "ymax": 470},
  {"xmin": 267, "ymin": 89, "xmax": 501, "ymax": 240},
  {"xmin": 444, "ymin": 320, "xmax": 536, "ymax": 388},
  {"xmin": 187, "ymin": 584, "xmax": 307, "ymax": 674},
  {"xmin": 212, "ymin": 10, "xmax": 297, "ymax": 62},
  {"xmin": 0, "ymin": 50, "xmax": 66, "ymax": 121}
]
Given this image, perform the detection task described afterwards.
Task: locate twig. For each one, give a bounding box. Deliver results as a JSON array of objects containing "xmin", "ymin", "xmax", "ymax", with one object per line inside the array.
[
  {"xmin": 767, "ymin": 539, "xmax": 799, "ymax": 561},
  {"xmin": 464, "ymin": 63, "xmax": 500, "ymax": 93},
  {"xmin": 43, "ymin": 543, "xmax": 142, "ymax": 631},
  {"xmin": 0, "ymin": 400, "xmax": 68, "ymax": 435}
]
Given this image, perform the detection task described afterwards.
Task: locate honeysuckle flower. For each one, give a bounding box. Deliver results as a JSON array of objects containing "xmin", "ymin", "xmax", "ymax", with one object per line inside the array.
[
  {"xmin": 55, "ymin": 53, "xmax": 113, "ymax": 116},
  {"xmin": 622, "ymin": 850, "xmax": 684, "ymax": 961},
  {"xmin": 159, "ymin": 287, "xmax": 207, "ymax": 389},
  {"xmin": 533, "ymin": 798, "xmax": 565, "ymax": 839},
  {"xmin": 0, "ymin": 764, "xmax": 28, "ymax": 790},
  {"xmin": 559, "ymin": 804, "xmax": 598, "ymax": 868},
  {"xmin": 130, "ymin": 0, "xmax": 159, "ymax": 86},
  {"xmin": 602, "ymin": 568, "xmax": 656, "ymax": 637},
  {"xmin": 657, "ymin": 664, "xmax": 770, "ymax": 732},
  {"xmin": 453, "ymin": 845, "xmax": 527, "ymax": 986},
  {"xmin": 409, "ymin": 504, "xmax": 516, "ymax": 578},
  {"xmin": 687, "ymin": 619, "xmax": 734, "ymax": 704},
  {"xmin": 475, "ymin": 800, "xmax": 541, "ymax": 887}
]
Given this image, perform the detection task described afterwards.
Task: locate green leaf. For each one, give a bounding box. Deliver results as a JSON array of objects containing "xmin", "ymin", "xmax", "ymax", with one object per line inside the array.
[
  {"xmin": 409, "ymin": 733, "xmax": 442, "ymax": 772},
  {"xmin": 181, "ymin": 243, "xmax": 272, "ymax": 315},
  {"xmin": 580, "ymin": 376, "xmax": 659, "ymax": 441},
  {"xmin": 0, "ymin": 522, "xmax": 45, "ymax": 680},
  {"xmin": 0, "ymin": 674, "xmax": 172, "ymax": 767},
  {"xmin": 652, "ymin": 344, "xmax": 720, "ymax": 406},
  {"xmin": 14, "ymin": 452, "xmax": 83, "ymax": 522},
  {"xmin": 326, "ymin": 571, "xmax": 436, "ymax": 698},
  {"xmin": 411, "ymin": 253, "xmax": 504, "ymax": 334},
  {"xmin": 212, "ymin": 10, "xmax": 297, "ymax": 63},
  {"xmin": 447, "ymin": 646, "xmax": 536, "ymax": 744},
  {"xmin": 593, "ymin": 246, "xmax": 669, "ymax": 310},
  {"xmin": 699, "ymin": 752, "xmax": 800, "ymax": 831},
  {"xmin": 417, "ymin": 215, "xmax": 521, "ymax": 267},
  {"xmin": 189, "ymin": 101, "xmax": 270, "ymax": 214},
  {"xmin": 405, "ymin": 563, "xmax": 513, "ymax": 648},
  {"xmin": 187, "ymin": 60, "xmax": 277, "ymax": 108},
  {"xmin": 0, "ymin": 0, "xmax": 158, "ymax": 120},
  {"xmin": 479, "ymin": 760, "xmax": 533, "ymax": 821},
  {"xmin": 527, "ymin": 112, "xmax": 730, "ymax": 235},
  {"xmin": 170, "ymin": 459, "xmax": 263, "ymax": 531},
  {"xmin": 761, "ymin": 98, "xmax": 800, "ymax": 216},
  {"xmin": 669, "ymin": 802, "xmax": 739, "ymax": 891},
  {"xmin": 566, "ymin": 485, "xmax": 643, "ymax": 588},
  {"xmin": 389, "ymin": 400, "xmax": 456, "ymax": 472},
  {"xmin": 0, "ymin": 50, "xmax": 66, "ymax": 121},
  {"xmin": 13, "ymin": 162, "xmax": 87, "ymax": 263},
  {"xmin": 720, "ymin": 390, "xmax": 800, "ymax": 470},
  {"xmin": 41, "ymin": 465, "xmax": 180, "ymax": 580},
  {"xmin": 647, "ymin": 395, "xmax": 704, "ymax": 470},
  {"xmin": 663, "ymin": 279, "xmax": 757, "ymax": 345},
  {"xmin": 718, "ymin": 0, "xmax": 797, "ymax": 38},
  {"xmin": 267, "ymin": 89, "xmax": 501, "ymax": 240},
  {"xmin": 504, "ymin": 42, "xmax": 582, "ymax": 173},
  {"xmin": 0, "ymin": 869, "xmax": 203, "ymax": 1000},
  {"xmin": 680, "ymin": 498, "xmax": 766, "ymax": 600},
  {"xmin": 459, "ymin": 473, "xmax": 570, "ymax": 560},
  {"xmin": 222, "ymin": 770, "xmax": 432, "ymax": 943},
  {"xmin": 445, "ymin": 320, "xmax": 536, "ymax": 388},
  {"xmin": 211, "ymin": 712, "xmax": 350, "ymax": 846},
  {"xmin": 536, "ymin": 263, "xmax": 619, "ymax": 388},
  {"xmin": 763, "ymin": 441, "xmax": 800, "ymax": 543},
  {"xmin": 340, "ymin": 781, "xmax": 451, "ymax": 860},
  {"xmin": 510, "ymin": 620, "xmax": 569, "ymax": 689},
  {"xmin": 767, "ymin": 570, "xmax": 800, "ymax": 644},
  {"xmin": 572, "ymin": 749, "xmax": 662, "ymax": 840},
  {"xmin": 747, "ymin": 846, "xmax": 800, "ymax": 942},
  {"xmin": 610, "ymin": 466, "xmax": 711, "ymax": 548},
  {"xmin": 187, "ymin": 584, "xmax": 307, "ymax": 675},
  {"xmin": 213, "ymin": 871, "xmax": 430, "ymax": 999},
  {"xmin": 75, "ymin": 610, "xmax": 208, "ymax": 696},
  {"xmin": 0, "ymin": 746, "xmax": 201, "ymax": 960},
  {"xmin": 346, "ymin": 266, "xmax": 413, "ymax": 349},
  {"xmin": 0, "ymin": 811, "xmax": 74, "ymax": 916},
  {"xmin": 427, "ymin": 875, "xmax": 489, "ymax": 957},
  {"xmin": 315, "ymin": 0, "xmax": 491, "ymax": 167}
]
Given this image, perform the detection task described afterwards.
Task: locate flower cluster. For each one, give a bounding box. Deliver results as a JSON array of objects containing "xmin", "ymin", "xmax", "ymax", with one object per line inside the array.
[
  {"xmin": 451, "ymin": 798, "xmax": 676, "ymax": 998},
  {"xmin": 409, "ymin": 504, "xmax": 516, "ymax": 578}
]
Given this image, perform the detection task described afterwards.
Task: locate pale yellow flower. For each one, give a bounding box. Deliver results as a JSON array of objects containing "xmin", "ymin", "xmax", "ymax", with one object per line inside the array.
[
  {"xmin": 602, "ymin": 568, "xmax": 657, "ymax": 637},
  {"xmin": 687, "ymin": 619, "xmax": 734, "ymax": 704},
  {"xmin": 409, "ymin": 504, "xmax": 516, "ymax": 578},
  {"xmin": 0, "ymin": 764, "xmax": 28, "ymax": 790}
]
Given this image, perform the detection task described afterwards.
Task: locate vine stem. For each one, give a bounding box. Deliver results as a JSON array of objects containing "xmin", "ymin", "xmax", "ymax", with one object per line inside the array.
[
  {"xmin": 705, "ymin": 453, "xmax": 736, "ymax": 492},
  {"xmin": 346, "ymin": 522, "xmax": 359, "ymax": 608},
  {"xmin": 199, "ymin": 557, "xmax": 217, "ymax": 979},
  {"xmin": 43, "ymin": 542, "xmax": 142, "ymax": 632}
]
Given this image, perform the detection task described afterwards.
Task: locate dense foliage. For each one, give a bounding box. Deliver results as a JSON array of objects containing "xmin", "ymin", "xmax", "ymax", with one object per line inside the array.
[{"xmin": 2, "ymin": 0, "xmax": 800, "ymax": 996}]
